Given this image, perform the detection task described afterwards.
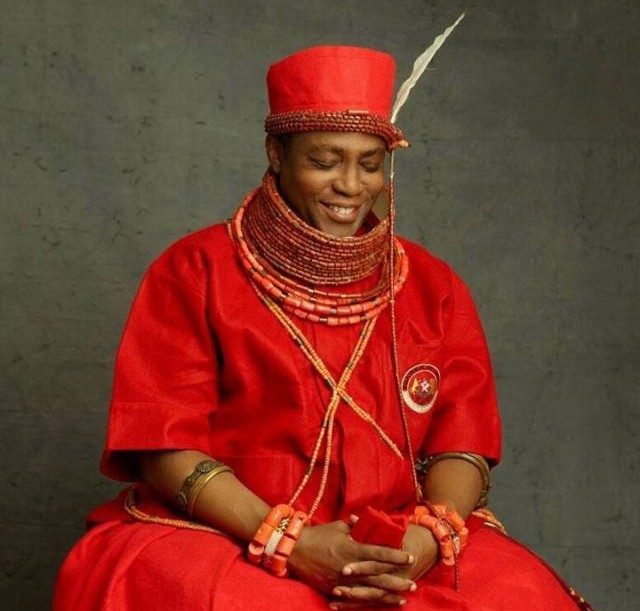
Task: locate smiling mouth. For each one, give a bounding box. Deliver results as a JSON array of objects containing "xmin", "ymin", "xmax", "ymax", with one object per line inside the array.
[{"xmin": 325, "ymin": 203, "xmax": 358, "ymax": 218}]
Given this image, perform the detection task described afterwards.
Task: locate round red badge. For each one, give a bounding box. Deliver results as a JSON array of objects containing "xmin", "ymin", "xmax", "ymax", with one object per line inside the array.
[{"xmin": 401, "ymin": 364, "xmax": 441, "ymax": 414}]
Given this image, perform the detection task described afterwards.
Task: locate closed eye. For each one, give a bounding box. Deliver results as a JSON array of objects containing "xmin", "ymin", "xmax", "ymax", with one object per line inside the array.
[{"xmin": 310, "ymin": 158, "xmax": 337, "ymax": 170}]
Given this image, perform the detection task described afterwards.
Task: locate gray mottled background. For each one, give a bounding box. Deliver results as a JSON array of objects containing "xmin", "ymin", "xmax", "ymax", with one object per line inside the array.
[{"xmin": 1, "ymin": 1, "xmax": 638, "ymax": 609}]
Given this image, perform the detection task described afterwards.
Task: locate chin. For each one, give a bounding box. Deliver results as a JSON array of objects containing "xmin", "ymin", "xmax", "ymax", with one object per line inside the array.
[
  {"xmin": 313, "ymin": 214, "xmax": 366, "ymax": 238},
  {"xmin": 317, "ymin": 222, "xmax": 360, "ymax": 238}
]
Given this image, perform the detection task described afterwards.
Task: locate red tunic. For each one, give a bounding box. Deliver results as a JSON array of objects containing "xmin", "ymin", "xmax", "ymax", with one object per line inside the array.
[{"xmin": 53, "ymin": 222, "xmax": 589, "ymax": 610}]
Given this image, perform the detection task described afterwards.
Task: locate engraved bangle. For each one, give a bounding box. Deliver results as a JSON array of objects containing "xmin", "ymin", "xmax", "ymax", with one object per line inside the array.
[
  {"xmin": 424, "ymin": 452, "xmax": 492, "ymax": 508},
  {"xmin": 186, "ymin": 465, "xmax": 233, "ymax": 516},
  {"xmin": 175, "ymin": 459, "xmax": 224, "ymax": 513}
]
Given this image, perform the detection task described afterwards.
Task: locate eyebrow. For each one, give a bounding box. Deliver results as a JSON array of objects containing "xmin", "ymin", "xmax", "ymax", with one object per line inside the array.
[{"xmin": 308, "ymin": 145, "xmax": 385, "ymax": 157}]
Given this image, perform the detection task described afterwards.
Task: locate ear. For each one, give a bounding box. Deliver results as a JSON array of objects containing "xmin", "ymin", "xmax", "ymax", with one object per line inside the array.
[{"xmin": 265, "ymin": 135, "xmax": 284, "ymax": 174}]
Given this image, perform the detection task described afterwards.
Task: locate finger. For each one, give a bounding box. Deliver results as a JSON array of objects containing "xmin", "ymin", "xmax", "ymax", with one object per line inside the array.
[
  {"xmin": 330, "ymin": 603, "xmax": 373, "ymax": 610},
  {"xmin": 343, "ymin": 560, "xmax": 399, "ymax": 576},
  {"xmin": 358, "ymin": 544, "xmax": 413, "ymax": 566},
  {"xmin": 335, "ymin": 520, "xmax": 353, "ymax": 533},
  {"xmin": 333, "ymin": 585, "xmax": 387, "ymax": 601},
  {"xmin": 333, "ymin": 584, "xmax": 411, "ymax": 602},
  {"xmin": 359, "ymin": 573, "xmax": 416, "ymax": 593},
  {"xmin": 329, "ymin": 600, "xmax": 406, "ymax": 610},
  {"xmin": 330, "ymin": 588, "xmax": 408, "ymax": 608},
  {"xmin": 331, "ymin": 602, "xmax": 389, "ymax": 610}
]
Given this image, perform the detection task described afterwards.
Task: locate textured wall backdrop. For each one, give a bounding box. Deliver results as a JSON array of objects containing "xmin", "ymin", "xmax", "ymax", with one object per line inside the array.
[{"xmin": 1, "ymin": 1, "xmax": 638, "ymax": 609}]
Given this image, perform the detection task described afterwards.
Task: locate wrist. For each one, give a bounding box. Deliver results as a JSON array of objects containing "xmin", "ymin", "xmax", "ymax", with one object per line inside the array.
[
  {"xmin": 247, "ymin": 505, "xmax": 309, "ymax": 577},
  {"xmin": 404, "ymin": 524, "xmax": 438, "ymax": 579},
  {"xmin": 287, "ymin": 524, "xmax": 311, "ymax": 574},
  {"xmin": 408, "ymin": 503, "xmax": 468, "ymax": 591}
]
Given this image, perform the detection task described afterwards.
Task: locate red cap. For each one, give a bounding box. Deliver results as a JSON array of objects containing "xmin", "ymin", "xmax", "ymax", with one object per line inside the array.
[
  {"xmin": 267, "ymin": 46, "xmax": 396, "ymax": 118},
  {"xmin": 265, "ymin": 46, "xmax": 406, "ymax": 149}
]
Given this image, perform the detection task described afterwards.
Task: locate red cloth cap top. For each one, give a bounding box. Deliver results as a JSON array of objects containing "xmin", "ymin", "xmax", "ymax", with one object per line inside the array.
[{"xmin": 267, "ymin": 46, "xmax": 396, "ymax": 119}]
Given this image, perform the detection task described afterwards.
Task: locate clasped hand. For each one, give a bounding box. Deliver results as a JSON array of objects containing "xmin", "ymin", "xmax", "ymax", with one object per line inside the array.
[{"xmin": 288, "ymin": 520, "xmax": 438, "ymax": 608}]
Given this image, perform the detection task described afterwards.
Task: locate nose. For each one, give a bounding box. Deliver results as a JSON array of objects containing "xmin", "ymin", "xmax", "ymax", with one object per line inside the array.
[{"xmin": 333, "ymin": 164, "xmax": 364, "ymax": 197}]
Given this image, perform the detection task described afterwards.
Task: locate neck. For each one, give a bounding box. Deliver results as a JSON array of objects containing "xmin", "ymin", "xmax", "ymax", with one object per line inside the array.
[{"xmin": 242, "ymin": 171, "xmax": 390, "ymax": 286}]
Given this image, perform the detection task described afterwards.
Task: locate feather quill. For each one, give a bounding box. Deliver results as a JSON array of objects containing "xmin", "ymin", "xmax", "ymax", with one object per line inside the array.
[{"xmin": 391, "ymin": 12, "xmax": 465, "ymax": 123}]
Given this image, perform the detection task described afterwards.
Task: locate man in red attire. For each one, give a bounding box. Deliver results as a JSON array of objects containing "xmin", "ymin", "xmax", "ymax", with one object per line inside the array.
[{"xmin": 54, "ymin": 44, "xmax": 591, "ymax": 610}]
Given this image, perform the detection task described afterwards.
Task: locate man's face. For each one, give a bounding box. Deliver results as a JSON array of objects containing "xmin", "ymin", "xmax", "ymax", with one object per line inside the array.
[{"xmin": 266, "ymin": 132, "xmax": 387, "ymax": 237}]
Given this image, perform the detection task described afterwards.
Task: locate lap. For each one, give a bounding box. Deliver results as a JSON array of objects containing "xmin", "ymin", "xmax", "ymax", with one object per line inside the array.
[{"xmin": 54, "ymin": 519, "xmax": 582, "ymax": 611}]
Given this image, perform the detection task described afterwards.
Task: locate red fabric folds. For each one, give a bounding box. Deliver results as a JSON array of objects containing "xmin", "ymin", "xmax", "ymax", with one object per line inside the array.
[
  {"xmin": 350, "ymin": 506, "xmax": 408, "ymax": 548},
  {"xmin": 53, "ymin": 218, "xmax": 589, "ymax": 610}
]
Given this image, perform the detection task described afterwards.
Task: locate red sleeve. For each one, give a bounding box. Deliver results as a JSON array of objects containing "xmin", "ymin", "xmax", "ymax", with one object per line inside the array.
[
  {"xmin": 100, "ymin": 254, "xmax": 219, "ymax": 481},
  {"xmin": 422, "ymin": 272, "xmax": 502, "ymax": 465}
]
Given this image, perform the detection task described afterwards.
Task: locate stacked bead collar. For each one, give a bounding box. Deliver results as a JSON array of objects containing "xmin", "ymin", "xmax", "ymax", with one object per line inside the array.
[
  {"xmin": 228, "ymin": 171, "xmax": 408, "ymax": 325},
  {"xmin": 249, "ymin": 170, "xmax": 389, "ymax": 285}
]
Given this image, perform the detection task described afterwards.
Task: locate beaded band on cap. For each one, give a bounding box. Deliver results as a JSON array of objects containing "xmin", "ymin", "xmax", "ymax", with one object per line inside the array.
[{"xmin": 265, "ymin": 110, "xmax": 408, "ymax": 151}]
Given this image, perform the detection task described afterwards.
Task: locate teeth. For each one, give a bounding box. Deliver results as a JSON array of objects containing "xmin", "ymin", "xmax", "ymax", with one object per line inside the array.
[{"xmin": 328, "ymin": 205, "xmax": 353, "ymax": 217}]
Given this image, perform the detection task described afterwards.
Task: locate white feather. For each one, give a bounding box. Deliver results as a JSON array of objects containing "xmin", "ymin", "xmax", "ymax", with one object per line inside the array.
[{"xmin": 391, "ymin": 12, "xmax": 465, "ymax": 123}]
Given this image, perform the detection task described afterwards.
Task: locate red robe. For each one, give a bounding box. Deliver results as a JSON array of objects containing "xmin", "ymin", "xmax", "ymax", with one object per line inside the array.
[{"xmin": 53, "ymin": 222, "xmax": 591, "ymax": 610}]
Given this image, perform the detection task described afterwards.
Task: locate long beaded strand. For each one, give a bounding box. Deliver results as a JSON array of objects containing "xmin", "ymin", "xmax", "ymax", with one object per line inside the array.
[
  {"xmin": 227, "ymin": 169, "xmax": 421, "ymax": 514},
  {"xmin": 252, "ymin": 285, "xmax": 405, "ymax": 518},
  {"xmin": 389, "ymin": 150, "xmax": 423, "ymax": 503},
  {"xmin": 255, "ymin": 283, "xmax": 402, "ymax": 457}
]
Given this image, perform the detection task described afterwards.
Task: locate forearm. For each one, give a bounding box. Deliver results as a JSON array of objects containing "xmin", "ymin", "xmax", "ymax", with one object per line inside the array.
[
  {"xmin": 423, "ymin": 457, "xmax": 484, "ymax": 519},
  {"xmin": 139, "ymin": 449, "xmax": 270, "ymax": 542}
]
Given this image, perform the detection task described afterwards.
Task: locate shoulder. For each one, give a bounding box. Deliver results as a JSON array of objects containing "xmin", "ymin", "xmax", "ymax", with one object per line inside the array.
[
  {"xmin": 398, "ymin": 236, "xmax": 462, "ymax": 289},
  {"xmin": 397, "ymin": 236, "xmax": 480, "ymax": 321},
  {"xmin": 146, "ymin": 222, "xmax": 234, "ymax": 294}
]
